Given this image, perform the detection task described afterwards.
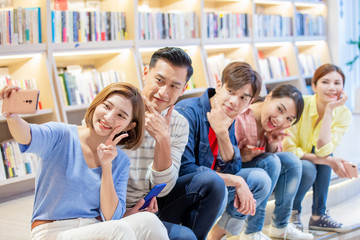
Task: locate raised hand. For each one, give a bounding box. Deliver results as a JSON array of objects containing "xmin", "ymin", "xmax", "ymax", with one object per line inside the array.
[
  {"xmin": 264, "ymin": 130, "xmax": 289, "ymax": 144},
  {"xmin": 327, "ymin": 91, "xmax": 348, "ymax": 111},
  {"xmin": 143, "ymin": 96, "xmax": 172, "ymax": 141},
  {"xmin": 97, "ymin": 126, "xmax": 129, "ymax": 167},
  {"xmin": 207, "ymin": 97, "xmax": 233, "ymax": 135},
  {"xmin": 1, "ymin": 86, "xmax": 21, "ymax": 118}
]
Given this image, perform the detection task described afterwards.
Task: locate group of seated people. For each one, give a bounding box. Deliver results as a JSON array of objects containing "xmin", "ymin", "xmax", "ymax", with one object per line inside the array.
[{"xmin": 0, "ymin": 47, "xmax": 354, "ymax": 240}]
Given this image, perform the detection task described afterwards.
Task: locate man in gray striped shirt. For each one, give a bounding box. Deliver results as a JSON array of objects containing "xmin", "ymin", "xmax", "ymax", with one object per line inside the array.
[{"xmin": 122, "ymin": 47, "xmax": 196, "ymax": 239}]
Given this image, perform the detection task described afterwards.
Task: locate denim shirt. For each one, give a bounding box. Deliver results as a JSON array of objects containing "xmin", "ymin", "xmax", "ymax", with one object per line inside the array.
[{"xmin": 175, "ymin": 88, "xmax": 242, "ymax": 176}]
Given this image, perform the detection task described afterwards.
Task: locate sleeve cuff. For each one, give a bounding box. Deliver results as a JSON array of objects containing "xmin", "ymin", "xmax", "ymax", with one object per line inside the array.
[{"xmin": 315, "ymin": 141, "xmax": 334, "ymax": 157}]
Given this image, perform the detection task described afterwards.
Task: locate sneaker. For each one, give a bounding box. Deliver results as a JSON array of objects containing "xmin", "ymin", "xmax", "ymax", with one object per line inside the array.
[
  {"xmin": 309, "ymin": 210, "xmax": 352, "ymax": 233},
  {"xmin": 289, "ymin": 210, "xmax": 303, "ymax": 231},
  {"xmin": 268, "ymin": 223, "xmax": 314, "ymax": 240},
  {"xmin": 239, "ymin": 231, "xmax": 271, "ymax": 240}
]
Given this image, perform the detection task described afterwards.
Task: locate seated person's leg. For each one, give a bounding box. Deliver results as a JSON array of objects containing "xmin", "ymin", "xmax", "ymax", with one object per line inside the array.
[
  {"xmin": 272, "ymin": 152, "xmax": 302, "ymax": 228},
  {"xmin": 216, "ymin": 168, "xmax": 271, "ymax": 236},
  {"xmin": 290, "ymin": 159, "xmax": 317, "ymax": 230},
  {"xmin": 157, "ymin": 170, "xmax": 226, "ymax": 240},
  {"xmin": 162, "ymin": 221, "xmax": 197, "ymax": 240},
  {"xmin": 57, "ymin": 212, "xmax": 168, "ymax": 240},
  {"xmin": 242, "ymin": 153, "xmax": 281, "ymax": 233}
]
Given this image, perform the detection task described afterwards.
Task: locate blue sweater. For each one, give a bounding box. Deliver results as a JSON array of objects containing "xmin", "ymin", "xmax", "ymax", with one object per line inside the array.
[
  {"xmin": 175, "ymin": 88, "xmax": 242, "ymax": 176},
  {"xmin": 19, "ymin": 122, "xmax": 130, "ymax": 222}
]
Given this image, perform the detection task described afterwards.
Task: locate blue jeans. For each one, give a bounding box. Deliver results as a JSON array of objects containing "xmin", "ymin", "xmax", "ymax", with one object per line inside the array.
[
  {"xmin": 162, "ymin": 221, "xmax": 197, "ymax": 240},
  {"xmin": 242, "ymin": 152, "xmax": 302, "ymax": 230},
  {"xmin": 217, "ymin": 167, "xmax": 271, "ymax": 235},
  {"xmin": 293, "ymin": 159, "xmax": 332, "ymax": 216},
  {"xmin": 157, "ymin": 170, "xmax": 226, "ymax": 240}
]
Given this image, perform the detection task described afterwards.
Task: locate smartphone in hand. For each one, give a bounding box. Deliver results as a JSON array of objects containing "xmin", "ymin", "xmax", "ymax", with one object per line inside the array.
[
  {"xmin": 343, "ymin": 162, "xmax": 358, "ymax": 178},
  {"xmin": 139, "ymin": 183, "xmax": 167, "ymax": 210},
  {"xmin": 2, "ymin": 89, "xmax": 40, "ymax": 114}
]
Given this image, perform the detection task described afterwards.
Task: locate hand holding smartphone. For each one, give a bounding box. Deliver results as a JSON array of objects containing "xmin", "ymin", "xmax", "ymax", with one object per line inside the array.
[
  {"xmin": 2, "ymin": 89, "xmax": 40, "ymax": 115},
  {"xmin": 343, "ymin": 162, "xmax": 358, "ymax": 179},
  {"xmin": 139, "ymin": 183, "xmax": 166, "ymax": 210}
]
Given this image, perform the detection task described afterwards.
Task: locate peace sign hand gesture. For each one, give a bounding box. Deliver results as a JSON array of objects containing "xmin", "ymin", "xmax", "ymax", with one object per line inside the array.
[{"xmin": 97, "ymin": 126, "xmax": 129, "ymax": 167}]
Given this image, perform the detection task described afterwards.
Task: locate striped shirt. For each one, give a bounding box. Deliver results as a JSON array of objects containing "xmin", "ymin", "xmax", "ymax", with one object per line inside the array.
[{"xmin": 123, "ymin": 108, "xmax": 189, "ymax": 208}]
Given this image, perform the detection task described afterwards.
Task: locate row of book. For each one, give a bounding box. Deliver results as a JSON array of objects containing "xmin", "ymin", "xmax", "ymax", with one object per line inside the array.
[
  {"xmin": 0, "ymin": 140, "xmax": 40, "ymax": 181},
  {"xmin": 206, "ymin": 53, "xmax": 244, "ymax": 87},
  {"xmin": 58, "ymin": 65, "xmax": 124, "ymax": 106},
  {"xmin": 51, "ymin": 10, "xmax": 126, "ymax": 43},
  {"xmin": 295, "ymin": 13, "xmax": 325, "ymax": 36},
  {"xmin": 298, "ymin": 53, "xmax": 322, "ymax": 76},
  {"xmin": 254, "ymin": 14, "xmax": 293, "ymax": 38},
  {"xmin": 138, "ymin": 11, "xmax": 198, "ymax": 40},
  {"xmin": 0, "ymin": 68, "xmax": 42, "ymax": 110},
  {"xmin": 258, "ymin": 52, "xmax": 290, "ymax": 80},
  {"xmin": 0, "ymin": 7, "xmax": 41, "ymax": 45},
  {"xmin": 205, "ymin": 12, "xmax": 248, "ymax": 39}
]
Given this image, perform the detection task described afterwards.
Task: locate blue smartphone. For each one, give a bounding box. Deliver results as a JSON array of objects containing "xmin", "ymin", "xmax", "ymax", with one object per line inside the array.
[{"xmin": 139, "ymin": 183, "xmax": 167, "ymax": 210}]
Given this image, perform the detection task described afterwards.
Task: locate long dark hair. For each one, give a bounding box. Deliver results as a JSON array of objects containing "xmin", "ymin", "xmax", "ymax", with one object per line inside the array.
[{"xmin": 253, "ymin": 84, "xmax": 304, "ymax": 125}]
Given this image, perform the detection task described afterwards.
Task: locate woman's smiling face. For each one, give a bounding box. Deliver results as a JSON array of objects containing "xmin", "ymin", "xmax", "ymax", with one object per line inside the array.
[{"xmin": 312, "ymin": 71, "xmax": 344, "ymax": 104}]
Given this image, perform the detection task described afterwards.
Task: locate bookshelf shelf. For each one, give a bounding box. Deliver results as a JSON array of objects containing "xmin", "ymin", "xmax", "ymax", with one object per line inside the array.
[
  {"xmin": 264, "ymin": 75, "xmax": 299, "ymax": 84},
  {"xmin": 254, "ymin": 37, "xmax": 294, "ymax": 43},
  {"xmin": 0, "ymin": 173, "xmax": 36, "ymax": 187},
  {"xmin": 0, "ymin": 109, "xmax": 53, "ymax": 123},
  {"xmin": 49, "ymin": 40, "xmax": 135, "ymax": 51},
  {"xmin": 294, "ymin": 35, "xmax": 326, "ymax": 42},
  {"xmin": 0, "ymin": 44, "xmax": 47, "ymax": 53},
  {"xmin": 203, "ymin": 38, "xmax": 252, "ymax": 45},
  {"xmin": 64, "ymin": 104, "xmax": 89, "ymax": 112},
  {"xmin": 138, "ymin": 39, "xmax": 202, "ymax": 48}
]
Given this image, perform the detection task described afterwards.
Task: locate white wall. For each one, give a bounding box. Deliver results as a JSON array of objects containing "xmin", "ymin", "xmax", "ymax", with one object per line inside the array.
[{"xmin": 328, "ymin": 0, "xmax": 360, "ymax": 112}]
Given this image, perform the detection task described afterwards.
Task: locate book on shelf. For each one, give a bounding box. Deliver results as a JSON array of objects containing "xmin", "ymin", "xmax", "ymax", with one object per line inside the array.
[
  {"xmin": 51, "ymin": 10, "xmax": 126, "ymax": 43},
  {"xmin": 206, "ymin": 12, "xmax": 248, "ymax": 39},
  {"xmin": 207, "ymin": 53, "xmax": 245, "ymax": 87},
  {"xmin": 0, "ymin": 7, "xmax": 41, "ymax": 45},
  {"xmin": 0, "ymin": 139, "xmax": 40, "ymax": 181},
  {"xmin": 0, "ymin": 68, "xmax": 42, "ymax": 110},
  {"xmin": 138, "ymin": 11, "xmax": 198, "ymax": 40},
  {"xmin": 298, "ymin": 53, "xmax": 322, "ymax": 76},
  {"xmin": 295, "ymin": 12, "xmax": 325, "ymax": 36},
  {"xmin": 255, "ymin": 6, "xmax": 292, "ymax": 38},
  {"xmin": 258, "ymin": 51, "xmax": 290, "ymax": 81},
  {"xmin": 58, "ymin": 65, "xmax": 125, "ymax": 106}
]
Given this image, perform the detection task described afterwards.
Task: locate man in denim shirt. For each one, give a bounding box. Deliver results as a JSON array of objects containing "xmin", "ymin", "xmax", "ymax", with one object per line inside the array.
[{"xmin": 157, "ymin": 62, "xmax": 272, "ymax": 240}]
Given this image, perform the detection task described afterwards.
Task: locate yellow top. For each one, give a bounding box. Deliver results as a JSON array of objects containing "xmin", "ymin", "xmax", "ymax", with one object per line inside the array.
[{"xmin": 283, "ymin": 94, "xmax": 352, "ymax": 158}]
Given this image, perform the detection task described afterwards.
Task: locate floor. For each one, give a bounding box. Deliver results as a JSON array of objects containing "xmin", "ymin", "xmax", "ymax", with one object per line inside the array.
[{"xmin": 0, "ymin": 115, "xmax": 359, "ymax": 240}]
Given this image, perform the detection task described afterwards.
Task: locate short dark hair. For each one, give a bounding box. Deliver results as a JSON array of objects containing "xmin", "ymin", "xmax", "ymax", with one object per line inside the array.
[
  {"xmin": 312, "ymin": 63, "xmax": 345, "ymax": 86},
  {"xmin": 149, "ymin": 47, "xmax": 194, "ymax": 82},
  {"xmin": 221, "ymin": 61, "xmax": 262, "ymax": 99},
  {"xmin": 270, "ymin": 84, "xmax": 304, "ymax": 125}
]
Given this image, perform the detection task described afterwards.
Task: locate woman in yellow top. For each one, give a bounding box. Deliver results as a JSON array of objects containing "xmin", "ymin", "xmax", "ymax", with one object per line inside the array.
[{"xmin": 283, "ymin": 63, "xmax": 353, "ymax": 233}]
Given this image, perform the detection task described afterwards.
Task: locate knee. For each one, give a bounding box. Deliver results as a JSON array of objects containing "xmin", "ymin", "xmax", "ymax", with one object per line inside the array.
[
  {"xmin": 196, "ymin": 170, "xmax": 226, "ymax": 199},
  {"xmin": 136, "ymin": 212, "xmax": 169, "ymax": 239},
  {"xmin": 261, "ymin": 154, "xmax": 281, "ymax": 179},
  {"xmin": 301, "ymin": 161, "xmax": 317, "ymax": 183},
  {"xmin": 249, "ymin": 169, "xmax": 272, "ymax": 195}
]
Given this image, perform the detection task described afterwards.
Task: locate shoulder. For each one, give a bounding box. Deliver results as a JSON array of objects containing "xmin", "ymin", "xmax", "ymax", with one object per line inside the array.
[{"xmin": 175, "ymin": 98, "xmax": 202, "ymax": 119}]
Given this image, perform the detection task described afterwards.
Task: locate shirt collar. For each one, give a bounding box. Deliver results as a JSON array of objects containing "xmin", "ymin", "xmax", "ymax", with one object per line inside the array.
[
  {"xmin": 309, "ymin": 94, "xmax": 319, "ymax": 117},
  {"xmin": 200, "ymin": 88, "xmax": 216, "ymax": 119}
]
